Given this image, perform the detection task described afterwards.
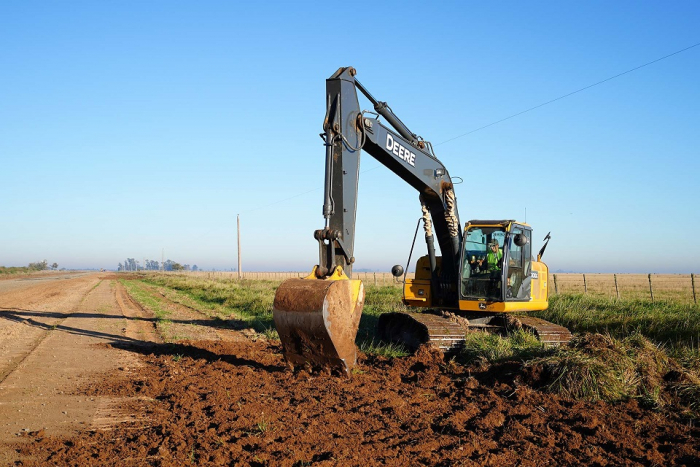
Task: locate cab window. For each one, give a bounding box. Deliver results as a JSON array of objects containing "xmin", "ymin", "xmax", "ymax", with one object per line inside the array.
[
  {"xmin": 506, "ymin": 227, "xmax": 532, "ymax": 300},
  {"xmin": 461, "ymin": 226, "xmax": 506, "ymax": 299}
]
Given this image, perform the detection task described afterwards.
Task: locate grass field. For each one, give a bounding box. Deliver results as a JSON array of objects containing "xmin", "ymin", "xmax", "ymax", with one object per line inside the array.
[
  {"xmin": 166, "ymin": 270, "xmax": 699, "ymax": 304},
  {"xmin": 0, "ymin": 266, "xmax": 38, "ymax": 275},
  {"xmin": 550, "ymin": 273, "xmax": 698, "ymax": 304},
  {"xmin": 123, "ymin": 271, "xmax": 700, "ymax": 414}
]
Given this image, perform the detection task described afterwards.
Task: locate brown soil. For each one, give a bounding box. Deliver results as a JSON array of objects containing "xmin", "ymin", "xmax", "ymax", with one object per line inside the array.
[{"xmin": 1, "ymin": 274, "xmax": 699, "ymax": 466}]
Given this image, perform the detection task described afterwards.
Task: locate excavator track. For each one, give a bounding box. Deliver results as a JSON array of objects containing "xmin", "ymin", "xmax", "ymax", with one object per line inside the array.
[
  {"xmin": 512, "ymin": 316, "xmax": 572, "ymax": 345},
  {"xmin": 377, "ymin": 311, "xmax": 469, "ymax": 353},
  {"xmin": 378, "ymin": 311, "xmax": 571, "ymax": 353}
]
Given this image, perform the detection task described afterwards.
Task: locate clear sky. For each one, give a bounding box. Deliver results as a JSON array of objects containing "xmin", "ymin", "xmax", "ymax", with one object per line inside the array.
[{"xmin": 1, "ymin": 1, "xmax": 698, "ymax": 273}]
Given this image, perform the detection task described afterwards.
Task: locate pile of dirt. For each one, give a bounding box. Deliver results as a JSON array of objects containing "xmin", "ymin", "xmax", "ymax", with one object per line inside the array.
[{"xmin": 13, "ymin": 339, "xmax": 700, "ymax": 466}]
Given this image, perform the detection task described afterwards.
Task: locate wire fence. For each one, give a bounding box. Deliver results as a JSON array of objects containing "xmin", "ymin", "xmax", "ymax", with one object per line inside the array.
[
  {"xmin": 156, "ymin": 271, "xmax": 698, "ymax": 305},
  {"xmin": 179, "ymin": 271, "xmax": 413, "ymax": 286},
  {"xmin": 549, "ymin": 273, "xmax": 698, "ymax": 304}
]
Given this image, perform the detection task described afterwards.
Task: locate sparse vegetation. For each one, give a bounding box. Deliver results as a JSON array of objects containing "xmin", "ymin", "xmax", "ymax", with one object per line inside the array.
[
  {"xmin": 137, "ymin": 274, "xmax": 277, "ymax": 333},
  {"xmin": 457, "ymin": 329, "xmax": 550, "ymax": 364},
  {"xmin": 1, "ymin": 261, "xmax": 58, "ymax": 274},
  {"xmin": 133, "ymin": 274, "xmax": 412, "ymax": 355},
  {"xmin": 119, "ymin": 279, "xmax": 171, "ymax": 321},
  {"xmin": 359, "ymin": 339, "xmax": 409, "ymax": 358},
  {"xmin": 0, "ymin": 266, "xmax": 32, "ymax": 275}
]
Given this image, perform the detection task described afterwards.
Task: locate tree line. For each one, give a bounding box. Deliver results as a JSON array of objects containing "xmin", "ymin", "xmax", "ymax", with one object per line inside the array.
[
  {"xmin": 28, "ymin": 260, "xmax": 59, "ymax": 270},
  {"xmin": 117, "ymin": 258, "xmax": 198, "ymax": 272}
]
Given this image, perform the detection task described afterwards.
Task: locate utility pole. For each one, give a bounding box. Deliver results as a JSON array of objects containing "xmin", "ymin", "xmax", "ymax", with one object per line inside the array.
[
  {"xmin": 237, "ymin": 214, "xmax": 242, "ymax": 279},
  {"xmin": 161, "ymin": 248, "xmax": 164, "ymax": 272}
]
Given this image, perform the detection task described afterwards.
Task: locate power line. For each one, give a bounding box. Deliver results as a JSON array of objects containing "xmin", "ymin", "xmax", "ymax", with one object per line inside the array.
[
  {"xmin": 436, "ymin": 41, "xmax": 700, "ymax": 146},
  {"xmin": 251, "ymin": 41, "xmax": 700, "ymax": 216},
  {"xmin": 199, "ymin": 41, "xmax": 700, "ymax": 240}
]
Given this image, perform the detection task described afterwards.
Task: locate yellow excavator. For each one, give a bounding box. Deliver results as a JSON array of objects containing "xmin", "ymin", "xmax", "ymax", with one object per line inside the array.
[{"xmin": 273, "ymin": 67, "xmax": 570, "ymax": 375}]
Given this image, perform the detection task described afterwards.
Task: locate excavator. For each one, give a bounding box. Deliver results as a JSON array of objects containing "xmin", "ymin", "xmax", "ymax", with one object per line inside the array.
[{"xmin": 272, "ymin": 67, "xmax": 571, "ymax": 375}]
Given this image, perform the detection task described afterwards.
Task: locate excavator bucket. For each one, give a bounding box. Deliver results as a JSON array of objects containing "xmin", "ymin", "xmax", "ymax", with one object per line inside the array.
[{"xmin": 273, "ymin": 276, "xmax": 364, "ymax": 375}]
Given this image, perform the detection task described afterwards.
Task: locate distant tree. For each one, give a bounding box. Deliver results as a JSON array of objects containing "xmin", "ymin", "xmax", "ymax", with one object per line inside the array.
[
  {"xmin": 28, "ymin": 260, "xmax": 48, "ymax": 271},
  {"xmin": 118, "ymin": 257, "xmax": 195, "ymax": 272},
  {"xmin": 51, "ymin": 263, "xmax": 58, "ymax": 270}
]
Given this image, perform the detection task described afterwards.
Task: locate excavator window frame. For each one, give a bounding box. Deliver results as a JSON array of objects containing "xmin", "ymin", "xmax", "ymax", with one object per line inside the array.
[
  {"xmin": 503, "ymin": 224, "xmax": 533, "ymax": 302},
  {"xmin": 459, "ymin": 222, "xmax": 534, "ymax": 303}
]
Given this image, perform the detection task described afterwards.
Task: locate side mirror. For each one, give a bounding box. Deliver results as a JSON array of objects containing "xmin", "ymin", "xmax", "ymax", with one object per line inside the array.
[
  {"xmin": 514, "ymin": 234, "xmax": 529, "ymax": 247},
  {"xmin": 391, "ymin": 265, "xmax": 404, "ymax": 277}
]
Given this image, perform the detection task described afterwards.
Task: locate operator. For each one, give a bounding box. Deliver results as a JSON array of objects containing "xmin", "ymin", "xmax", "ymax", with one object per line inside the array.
[
  {"xmin": 486, "ymin": 240, "xmax": 503, "ymax": 273},
  {"xmin": 485, "ymin": 240, "xmax": 503, "ymax": 298}
]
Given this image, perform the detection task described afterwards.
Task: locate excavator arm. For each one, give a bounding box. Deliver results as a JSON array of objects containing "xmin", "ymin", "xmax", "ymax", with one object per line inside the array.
[
  {"xmin": 317, "ymin": 67, "xmax": 462, "ymax": 298},
  {"xmin": 273, "ymin": 67, "xmax": 462, "ymax": 374}
]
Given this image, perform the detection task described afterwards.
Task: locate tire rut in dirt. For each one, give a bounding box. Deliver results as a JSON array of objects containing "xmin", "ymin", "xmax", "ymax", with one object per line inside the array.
[
  {"xmin": 0, "ymin": 275, "xmax": 159, "ymax": 464},
  {"xmin": 0, "ymin": 278, "xmax": 103, "ymax": 384},
  {"xmin": 128, "ymin": 282, "xmax": 247, "ymax": 343},
  {"xmin": 114, "ymin": 282, "xmax": 163, "ymax": 345}
]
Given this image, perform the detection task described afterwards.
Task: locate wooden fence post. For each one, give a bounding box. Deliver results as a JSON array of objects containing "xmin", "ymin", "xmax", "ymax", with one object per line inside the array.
[
  {"xmin": 374, "ymin": 273, "xmax": 377, "ymax": 286},
  {"xmin": 614, "ymin": 274, "xmax": 619, "ymax": 300},
  {"xmin": 553, "ymin": 274, "xmax": 558, "ymax": 294},
  {"xmin": 692, "ymin": 273, "xmax": 697, "ymax": 305},
  {"xmin": 583, "ymin": 274, "xmax": 587, "ymax": 294},
  {"xmin": 648, "ymin": 274, "xmax": 654, "ymax": 303}
]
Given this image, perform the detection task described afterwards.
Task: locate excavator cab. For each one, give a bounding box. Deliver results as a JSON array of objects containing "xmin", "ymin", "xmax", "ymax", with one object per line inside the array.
[{"xmin": 458, "ymin": 220, "xmax": 548, "ymax": 313}]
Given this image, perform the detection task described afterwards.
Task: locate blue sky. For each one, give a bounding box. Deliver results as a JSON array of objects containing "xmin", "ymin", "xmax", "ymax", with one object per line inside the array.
[{"xmin": 1, "ymin": 1, "xmax": 698, "ymax": 273}]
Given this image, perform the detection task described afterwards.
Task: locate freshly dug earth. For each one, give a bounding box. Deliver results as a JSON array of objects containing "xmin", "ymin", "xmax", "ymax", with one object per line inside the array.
[{"xmin": 14, "ymin": 339, "xmax": 700, "ymax": 467}]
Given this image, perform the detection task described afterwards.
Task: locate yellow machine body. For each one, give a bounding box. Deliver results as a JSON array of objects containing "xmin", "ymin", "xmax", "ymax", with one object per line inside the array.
[{"xmin": 403, "ymin": 220, "xmax": 549, "ymax": 314}]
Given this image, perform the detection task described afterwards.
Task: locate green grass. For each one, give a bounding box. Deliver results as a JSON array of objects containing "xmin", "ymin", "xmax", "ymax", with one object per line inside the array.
[
  {"xmin": 359, "ymin": 339, "xmax": 409, "ymax": 358},
  {"xmin": 533, "ymin": 294, "xmax": 700, "ymax": 358},
  {"xmin": 357, "ymin": 285, "xmax": 408, "ymax": 355},
  {"xmin": 138, "ymin": 275, "xmax": 276, "ymax": 333},
  {"xmin": 119, "ymin": 279, "xmax": 170, "ymax": 321},
  {"xmin": 525, "ymin": 333, "xmax": 686, "ymax": 405},
  {"xmin": 457, "ymin": 329, "xmax": 551, "ymax": 364}
]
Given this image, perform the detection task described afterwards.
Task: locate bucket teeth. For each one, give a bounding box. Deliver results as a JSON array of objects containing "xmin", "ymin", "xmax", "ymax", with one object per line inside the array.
[{"xmin": 273, "ymin": 278, "xmax": 364, "ymax": 375}]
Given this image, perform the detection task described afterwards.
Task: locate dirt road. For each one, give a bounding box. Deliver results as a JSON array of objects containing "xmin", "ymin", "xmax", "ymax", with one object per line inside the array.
[
  {"xmin": 0, "ymin": 272, "xmax": 161, "ymax": 464},
  {"xmin": 1, "ymin": 273, "xmax": 699, "ymax": 466}
]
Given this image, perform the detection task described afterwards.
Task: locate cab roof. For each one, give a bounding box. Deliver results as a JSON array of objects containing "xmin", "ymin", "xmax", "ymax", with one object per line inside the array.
[{"xmin": 465, "ymin": 220, "xmax": 531, "ymax": 228}]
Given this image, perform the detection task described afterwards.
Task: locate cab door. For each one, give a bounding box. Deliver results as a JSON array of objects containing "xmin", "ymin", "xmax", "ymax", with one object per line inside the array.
[{"xmin": 505, "ymin": 225, "xmax": 532, "ymax": 301}]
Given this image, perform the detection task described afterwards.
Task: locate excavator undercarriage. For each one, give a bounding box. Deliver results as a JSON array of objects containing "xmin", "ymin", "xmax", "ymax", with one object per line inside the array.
[{"xmin": 377, "ymin": 311, "xmax": 572, "ymax": 354}]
